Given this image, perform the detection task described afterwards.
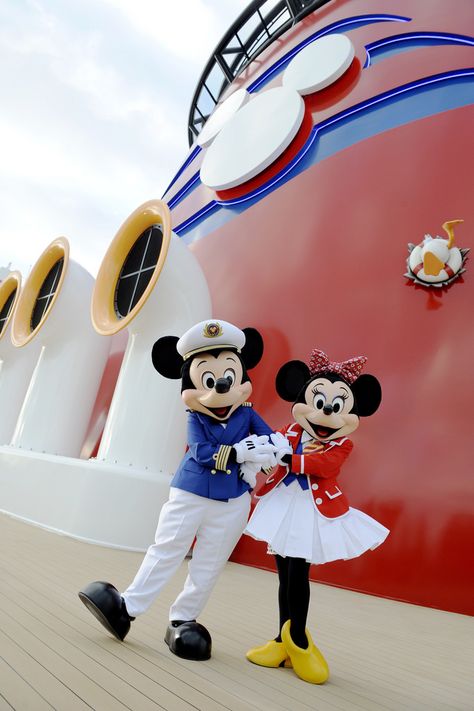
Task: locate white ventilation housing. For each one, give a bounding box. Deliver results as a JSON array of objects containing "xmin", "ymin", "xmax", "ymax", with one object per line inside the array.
[
  {"xmin": 0, "ymin": 272, "xmax": 41, "ymax": 444},
  {"xmin": 0, "ymin": 203, "xmax": 211, "ymax": 550},
  {"xmin": 10, "ymin": 238, "xmax": 110, "ymax": 457},
  {"xmin": 91, "ymin": 199, "xmax": 211, "ymax": 472}
]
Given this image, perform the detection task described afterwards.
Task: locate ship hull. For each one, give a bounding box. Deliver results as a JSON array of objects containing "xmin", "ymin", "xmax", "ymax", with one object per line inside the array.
[{"xmin": 165, "ymin": 0, "xmax": 474, "ymax": 614}]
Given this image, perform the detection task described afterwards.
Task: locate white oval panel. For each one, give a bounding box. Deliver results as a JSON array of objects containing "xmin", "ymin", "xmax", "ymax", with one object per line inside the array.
[
  {"xmin": 282, "ymin": 34, "xmax": 355, "ymax": 95},
  {"xmin": 197, "ymin": 88, "xmax": 250, "ymax": 147},
  {"xmin": 200, "ymin": 86, "xmax": 305, "ymax": 191}
]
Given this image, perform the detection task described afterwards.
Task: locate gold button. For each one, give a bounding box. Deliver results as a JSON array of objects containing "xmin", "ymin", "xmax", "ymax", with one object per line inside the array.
[
  {"xmin": 226, "ymin": 469, "xmax": 231, "ymax": 475},
  {"xmin": 211, "ymin": 469, "xmax": 216, "ymax": 475}
]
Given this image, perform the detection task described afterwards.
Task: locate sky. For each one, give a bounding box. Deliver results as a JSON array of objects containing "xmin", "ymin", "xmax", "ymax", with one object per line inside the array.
[{"xmin": 0, "ymin": 0, "xmax": 248, "ymax": 278}]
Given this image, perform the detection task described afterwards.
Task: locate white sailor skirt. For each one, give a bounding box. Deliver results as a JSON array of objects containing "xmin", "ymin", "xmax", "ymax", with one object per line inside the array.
[{"xmin": 244, "ymin": 479, "xmax": 389, "ymax": 564}]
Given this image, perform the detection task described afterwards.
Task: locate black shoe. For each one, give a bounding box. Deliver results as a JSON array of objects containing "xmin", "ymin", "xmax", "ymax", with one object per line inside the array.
[
  {"xmin": 78, "ymin": 581, "xmax": 134, "ymax": 641},
  {"xmin": 165, "ymin": 620, "xmax": 212, "ymax": 660}
]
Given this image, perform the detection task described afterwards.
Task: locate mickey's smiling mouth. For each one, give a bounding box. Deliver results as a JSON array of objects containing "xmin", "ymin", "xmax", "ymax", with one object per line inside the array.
[
  {"xmin": 205, "ymin": 405, "xmax": 232, "ymax": 419},
  {"xmin": 309, "ymin": 423, "xmax": 340, "ymax": 439}
]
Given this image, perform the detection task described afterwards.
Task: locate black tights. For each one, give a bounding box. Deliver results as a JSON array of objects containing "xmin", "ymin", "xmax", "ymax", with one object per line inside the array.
[{"xmin": 274, "ymin": 555, "xmax": 311, "ymax": 649}]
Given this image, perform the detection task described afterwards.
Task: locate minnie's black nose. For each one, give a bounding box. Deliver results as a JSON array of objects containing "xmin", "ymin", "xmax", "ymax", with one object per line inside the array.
[
  {"xmin": 323, "ymin": 404, "xmax": 333, "ymax": 416},
  {"xmin": 215, "ymin": 377, "xmax": 231, "ymax": 394}
]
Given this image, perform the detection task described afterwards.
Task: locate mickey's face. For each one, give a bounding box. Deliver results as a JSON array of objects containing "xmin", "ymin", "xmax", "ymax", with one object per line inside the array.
[
  {"xmin": 293, "ymin": 377, "xmax": 359, "ymax": 442},
  {"xmin": 182, "ymin": 349, "xmax": 252, "ymax": 421}
]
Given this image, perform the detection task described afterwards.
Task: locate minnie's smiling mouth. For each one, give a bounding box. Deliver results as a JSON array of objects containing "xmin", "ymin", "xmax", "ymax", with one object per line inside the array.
[{"xmin": 309, "ymin": 423, "xmax": 339, "ymax": 439}]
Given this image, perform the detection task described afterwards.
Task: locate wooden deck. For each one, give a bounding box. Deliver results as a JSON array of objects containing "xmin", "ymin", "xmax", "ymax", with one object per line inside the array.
[{"xmin": 0, "ymin": 512, "xmax": 472, "ymax": 711}]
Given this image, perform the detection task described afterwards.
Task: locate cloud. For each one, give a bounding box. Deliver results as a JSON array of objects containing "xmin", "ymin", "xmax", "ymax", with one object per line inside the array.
[
  {"xmin": 0, "ymin": 0, "xmax": 247, "ymax": 279},
  {"xmin": 100, "ymin": 0, "xmax": 244, "ymax": 64}
]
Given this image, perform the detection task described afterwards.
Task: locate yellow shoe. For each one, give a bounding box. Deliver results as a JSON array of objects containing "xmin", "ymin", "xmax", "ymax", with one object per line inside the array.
[
  {"xmin": 281, "ymin": 620, "xmax": 329, "ymax": 684},
  {"xmin": 246, "ymin": 640, "xmax": 292, "ymax": 668}
]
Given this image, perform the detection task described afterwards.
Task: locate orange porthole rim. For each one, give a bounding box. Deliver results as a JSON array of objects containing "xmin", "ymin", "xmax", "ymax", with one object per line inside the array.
[
  {"xmin": 0, "ymin": 271, "xmax": 22, "ymax": 341},
  {"xmin": 92, "ymin": 199, "xmax": 172, "ymax": 336},
  {"xmin": 11, "ymin": 238, "xmax": 70, "ymax": 348}
]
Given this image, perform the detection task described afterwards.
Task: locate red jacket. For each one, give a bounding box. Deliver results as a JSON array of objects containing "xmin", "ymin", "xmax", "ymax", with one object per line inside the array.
[{"xmin": 255, "ymin": 423, "xmax": 353, "ymax": 519}]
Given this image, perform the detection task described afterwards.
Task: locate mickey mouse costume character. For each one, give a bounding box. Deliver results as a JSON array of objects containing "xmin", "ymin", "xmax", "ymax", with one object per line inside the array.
[
  {"xmin": 245, "ymin": 349, "xmax": 389, "ymax": 684},
  {"xmin": 79, "ymin": 319, "xmax": 275, "ymax": 661}
]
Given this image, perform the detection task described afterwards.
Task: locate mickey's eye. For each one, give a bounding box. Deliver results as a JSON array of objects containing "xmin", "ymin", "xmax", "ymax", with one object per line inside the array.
[
  {"xmin": 332, "ymin": 396, "xmax": 346, "ymax": 414},
  {"xmin": 313, "ymin": 392, "xmax": 326, "ymax": 410},
  {"xmin": 202, "ymin": 371, "xmax": 216, "ymax": 389},
  {"xmin": 224, "ymin": 368, "xmax": 236, "ymax": 386}
]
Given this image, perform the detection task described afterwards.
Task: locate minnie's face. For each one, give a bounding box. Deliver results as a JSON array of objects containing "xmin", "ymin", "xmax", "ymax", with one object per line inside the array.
[
  {"xmin": 293, "ymin": 376, "xmax": 359, "ymax": 442},
  {"xmin": 182, "ymin": 350, "xmax": 252, "ymax": 421}
]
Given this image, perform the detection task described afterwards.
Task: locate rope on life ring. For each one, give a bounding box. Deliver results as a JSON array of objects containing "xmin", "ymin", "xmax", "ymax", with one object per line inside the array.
[{"xmin": 412, "ymin": 262, "xmax": 455, "ymax": 279}]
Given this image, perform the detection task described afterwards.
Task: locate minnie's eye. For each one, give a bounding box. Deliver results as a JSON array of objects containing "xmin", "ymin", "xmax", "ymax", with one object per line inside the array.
[
  {"xmin": 332, "ymin": 396, "xmax": 345, "ymax": 414},
  {"xmin": 224, "ymin": 368, "xmax": 235, "ymax": 385},
  {"xmin": 202, "ymin": 372, "xmax": 216, "ymax": 389},
  {"xmin": 314, "ymin": 393, "xmax": 326, "ymax": 410}
]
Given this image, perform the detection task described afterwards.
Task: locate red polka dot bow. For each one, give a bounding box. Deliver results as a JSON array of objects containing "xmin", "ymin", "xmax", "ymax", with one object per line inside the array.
[{"xmin": 309, "ymin": 349, "xmax": 367, "ymax": 384}]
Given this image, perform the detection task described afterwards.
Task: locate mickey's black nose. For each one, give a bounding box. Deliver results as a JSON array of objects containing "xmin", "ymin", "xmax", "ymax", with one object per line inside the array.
[{"xmin": 215, "ymin": 377, "xmax": 231, "ymax": 394}]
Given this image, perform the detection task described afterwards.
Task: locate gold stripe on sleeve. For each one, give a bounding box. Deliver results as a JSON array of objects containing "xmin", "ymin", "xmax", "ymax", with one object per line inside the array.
[{"xmin": 215, "ymin": 445, "xmax": 232, "ymax": 471}]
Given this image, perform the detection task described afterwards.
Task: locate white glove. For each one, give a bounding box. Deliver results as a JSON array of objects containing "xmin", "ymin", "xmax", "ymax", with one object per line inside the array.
[
  {"xmin": 270, "ymin": 432, "xmax": 293, "ymax": 465},
  {"xmin": 239, "ymin": 460, "xmax": 261, "ymax": 489},
  {"xmin": 234, "ymin": 434, "xmax": 276, "ymax": 464},
  {"xmin": 257, "ymin": 448, "xmax": 278, "ymax": 470}
]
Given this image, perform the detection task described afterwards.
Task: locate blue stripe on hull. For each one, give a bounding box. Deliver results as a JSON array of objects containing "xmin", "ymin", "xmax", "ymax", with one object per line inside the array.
[{"xmin": 176, "ymin": 70, "xmax": 474, "ymax": 243}]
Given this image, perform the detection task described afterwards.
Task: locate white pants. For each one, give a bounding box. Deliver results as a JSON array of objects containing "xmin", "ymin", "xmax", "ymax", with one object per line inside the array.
[{"xmin": 122, "ymin": 487, "xmax": 251, "ymax": 621}]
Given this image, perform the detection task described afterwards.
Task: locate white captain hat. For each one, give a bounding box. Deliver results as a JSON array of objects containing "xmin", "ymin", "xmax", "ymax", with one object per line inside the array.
[{"xmin": 177, "ymin": 319, "xmax": 245, "ymax": 360}]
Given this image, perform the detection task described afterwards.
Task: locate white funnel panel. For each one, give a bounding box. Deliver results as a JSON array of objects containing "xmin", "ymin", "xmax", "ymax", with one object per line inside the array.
[
  {"xmin": 0, "ymin": 272, "xmax": 41, "ymax": 444},
  {"xmin": 92, "ymin": 199, "xmax": 211, "ymax": 471},
  {"xmin": 10, "ymin": 238, "xmax": 110, "ymax": 457}
]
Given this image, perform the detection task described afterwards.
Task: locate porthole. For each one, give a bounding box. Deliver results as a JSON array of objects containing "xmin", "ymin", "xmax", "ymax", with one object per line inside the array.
[
  {"xmin": 114, "ymin": 225, "xmax": 163, "ymax": 319},
  {"xmin": 0, "ymin": 272, "xmax": 21, "ymax": 339},
  {"xmin": 0, "ymin": 289, "xmax": 16, "ymax": 336},
  {"xmin": 30, "ymin": 258, "xmax": 64, "ymax": 330},
  {"xmin": 11, "ymin": 238, "xmax": 69, "ymax": 347},
  {"xmin": 92, "ymin": 200, "xmax": 171, "ymax": 336}
]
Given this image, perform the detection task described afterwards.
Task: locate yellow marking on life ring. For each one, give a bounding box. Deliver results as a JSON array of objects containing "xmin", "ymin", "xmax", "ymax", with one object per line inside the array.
[{"xmin": 423, "ymin": 251, "xmax": 444, "ymax": 276}]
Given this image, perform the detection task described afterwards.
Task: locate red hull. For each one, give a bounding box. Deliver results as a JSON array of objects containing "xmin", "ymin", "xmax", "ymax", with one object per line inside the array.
[
  {"xmin": 189, "ymin": 105, "xmax": 474, "ymax": 615},
  {"xmin": 161, "ymin": 0, "xmax": 474, "ymax": 615}
]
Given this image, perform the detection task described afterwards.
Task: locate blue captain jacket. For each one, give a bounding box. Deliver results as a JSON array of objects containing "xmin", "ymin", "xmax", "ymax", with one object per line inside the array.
[{"xmin": 170, "ymin": 404, "xmax": 272, "ymax": 501}]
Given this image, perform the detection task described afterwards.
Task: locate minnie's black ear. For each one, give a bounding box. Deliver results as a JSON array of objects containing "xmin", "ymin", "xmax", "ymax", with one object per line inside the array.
[
  {"xmin": 351, "ymin": 374, "xmax": 382, "ymax": 416},
  {"xmin": 240, "ymin": 328, "xmax": 264, "ymax": 370},
  {"xmin": 151, "ymin": 336, "xmax": 183, "ymax": 379},
  {"xmin": 276, "ymin": 360, "xmax": 311, "ymax": 402}
]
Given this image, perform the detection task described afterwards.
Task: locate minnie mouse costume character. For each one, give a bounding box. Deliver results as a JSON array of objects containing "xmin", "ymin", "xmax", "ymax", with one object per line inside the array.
[
  {"xmin": 245, "ymin": 349, "xmax": 389, "ymax": 683},
  {"xmin": 79, "ymin": 320, "xmax": 275, "ymax": 661}
]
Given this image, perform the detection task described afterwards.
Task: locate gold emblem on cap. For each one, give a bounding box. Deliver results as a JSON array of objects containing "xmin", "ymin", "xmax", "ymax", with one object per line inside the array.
[{"xmin": 203, "ymin": 322, "xmax": 223, "ymax": 339}]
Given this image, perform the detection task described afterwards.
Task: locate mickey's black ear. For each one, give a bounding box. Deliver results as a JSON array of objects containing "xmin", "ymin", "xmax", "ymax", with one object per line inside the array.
[
  {"xmin": 151, "ymin": 336, "xmax": 183, "ymax": 379},
  {"xmin": 276, "ymin": 360, "xmax": 311, "ymax": 402},
  {"xmin": 241, "ymin": 328, "xmax": 264, "ymax": 370},
  {"xmin": 351, "ymin": 374, "xmax": 382, "ymax": 416}
]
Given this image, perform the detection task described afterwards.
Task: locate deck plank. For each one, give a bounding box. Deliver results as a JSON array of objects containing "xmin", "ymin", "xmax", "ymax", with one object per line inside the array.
[
  {"xmin": 0, "ymin": 628, "xmax": 88, "ymax": 711},
  {"xmin": 0, "ymin": 656, "xmax": 53, "ymax": 711},
  {"xmin": 0, "ymin": 606, "xmax": 134, "ymax": 711},
  {"xmin": 0, "ymin": 693, "xmax": 14, "ymax": 711},
  {"xmin": 0, "ymin": 512, "xmax": 473, "ymax": 711}
]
